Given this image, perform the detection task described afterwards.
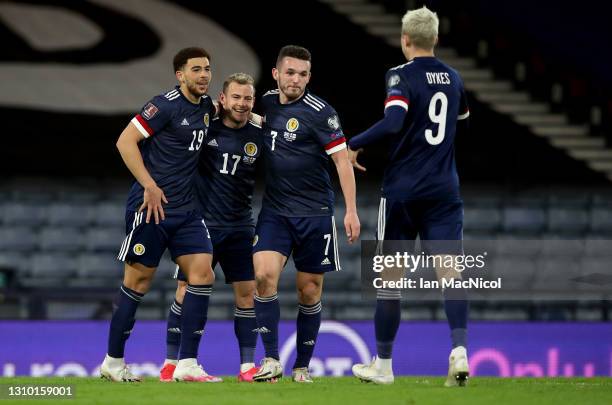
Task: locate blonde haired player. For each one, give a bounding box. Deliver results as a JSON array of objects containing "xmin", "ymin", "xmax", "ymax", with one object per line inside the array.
[{"xmin": 349, "ymin": 6, "xmax": 470, "ymax": 386}]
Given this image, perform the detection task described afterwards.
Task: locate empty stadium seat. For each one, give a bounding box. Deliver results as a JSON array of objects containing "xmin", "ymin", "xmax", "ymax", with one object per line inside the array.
[
  {"xmin": 495, "ymin": 237, "xmax": 542, "ymax": 257},
  {"xmin": 47, "ymin": 203, "xmax": 92, "ymax": 227},
  {"xmin": 39, "ymin": 227, "xmax": 84, "ymax": 252},
  {"xmin": 30, "ymin": 253, "xmax": 76, "ymax": 278},
  {"xmin": 0, "ymin": 252, "xmax": 28, "ymax": 274},
  {"xmin": 92, "ymin": 202, "xmax": 126, "ymax": 227},
  {"xmin": 85, "ymin": 227, "xmax": 123, "ymax": 252},
  {"xmin": 539, "ymin": 238, "xmax": 584, "ymax": 257},
  {"xmin": 489, "ymin": 256, "xmax": 537, "ymax": 291},
  {"xmin": 0, "ymin": 202, "xmax": 46, "ymax": 226},
  {"xmin": 589, "ymin": 208, "xmax": 612, "ymax": 234},
  {"xmin": 76, "ymin": 253, "xmax": 123, "ymax": 279},
  {"xmin": 0, "ymin": 227, "xmax": 38, "ymax": 252},
  {"xmin": 502, "ymin": 207, "xmax": 547, "ymax": 233},
  {"xmin": 464, "ymin": 207, "xmax": 501, "ymax": 232},
  {"xmin": 534, "ymin": 258, "xmax": 581, "ymax": 292},
  {"xmin": 548, "ymin": 208, "xmax": 589, "ymax": 234}
]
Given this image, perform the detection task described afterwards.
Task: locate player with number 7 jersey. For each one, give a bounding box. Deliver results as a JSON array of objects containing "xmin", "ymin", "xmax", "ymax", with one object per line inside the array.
[{"xmin": 251, "ymin": 45, "xmax": 360, "ymax": 383}]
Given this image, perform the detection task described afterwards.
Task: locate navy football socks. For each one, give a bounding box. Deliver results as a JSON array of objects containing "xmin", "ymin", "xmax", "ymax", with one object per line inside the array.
[
  {"xmin": 254, "ymin": 294, "xmax": 280, "ymax": 360},
  {"xmin": 234, "ymin": 307, "xmax": 258, "ymax": 366},
  {"xmin": 165, "ymin": 299, "xmax": 182, "ymax": 360},
  {"xmin": 178, "ymin": 284, "xmax": 212, "ymax": 359},
  {"xmin": 443, "ymin": 287, "xmax": 469, "ymax": 348},
  {"xmin": 108, "ymin": 284, "xmax": 143, "ymax": 358},
  {"xmin": 293, "ymin": 301, "xmax": 322, "ymax": 369},
  {"xmin": 375, "ymin": 290, "xmax": 402, "ymax": 359}
]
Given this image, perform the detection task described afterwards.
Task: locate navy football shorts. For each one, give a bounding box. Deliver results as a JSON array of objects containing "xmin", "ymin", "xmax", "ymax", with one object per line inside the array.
[
  {"xmin": 252, "ymin": 208, "xmax": 341, "ymax": 274},
  {"xmin": 378, "ymin": 198, "xmax": 463, "ymax": 255},
  {"xmin": 117, "ymin": 210, "xmax": 213, "ymax": 268},
  {"xmin": 175, "ymin": 226, "xmax": 255, "ymax": 284}
]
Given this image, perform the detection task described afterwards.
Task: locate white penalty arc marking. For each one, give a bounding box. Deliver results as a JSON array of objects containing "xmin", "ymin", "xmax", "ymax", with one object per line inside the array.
[
  {"xmin": 0, "ymin": 0, "xmax": 260, "ymax": 114},
  {"xmin": 279, "ymin": 321, "xmax": 372, "ymax": 372}
]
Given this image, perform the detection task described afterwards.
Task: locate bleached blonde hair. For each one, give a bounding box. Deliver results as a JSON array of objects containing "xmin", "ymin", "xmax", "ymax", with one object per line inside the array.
[{"xmin": 401, "ymin": 6, "xmax": 439, "ymax": 50}]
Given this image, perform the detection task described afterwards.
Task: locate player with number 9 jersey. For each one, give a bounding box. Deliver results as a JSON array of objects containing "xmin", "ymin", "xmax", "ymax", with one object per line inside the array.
[
  {"xmin": 348, "ymin": 6, "xmax": 470, "ymax": 387},
  {"xmin": 348, "ymin": 45, "xmax": 469, "ymax": 243}
]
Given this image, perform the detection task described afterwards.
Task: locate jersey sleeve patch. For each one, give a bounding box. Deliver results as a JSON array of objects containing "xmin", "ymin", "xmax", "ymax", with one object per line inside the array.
[
  {"xmin": 131, "ymin": 114, "xmax": 154, "ymax": 137},
  {"xmin": 458, "ymin": 109, "xmax": 470, "ymax": 120},
  {"xmin": 325, "ymin": 136, "xmax": 347, "ymax": 155},
  {"xmin": 142, "ymin": 102, "xmax": 159, "ymax": 120},
  {"xmin": 384, "ymin": 95, "xmax": 409, "ymax": 111}
]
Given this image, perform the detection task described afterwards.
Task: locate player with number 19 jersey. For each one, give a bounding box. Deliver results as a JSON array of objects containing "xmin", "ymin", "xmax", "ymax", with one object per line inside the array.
[
  {"xmin": 126, "ymin": 87, "xmax": 214, "ymax": 213},
  {"xmin": 119, "ymin": 86, "xmax": 215, "ymax": 267}
]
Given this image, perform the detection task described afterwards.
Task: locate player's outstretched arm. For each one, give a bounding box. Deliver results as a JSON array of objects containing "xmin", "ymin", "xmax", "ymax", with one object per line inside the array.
[
  {"xmin": 331, "ymin": 149, "xmax": 361, "ymax": 243},
  {"xmin": 116, "ymin": 123, "xmax": 168, "ymax": 224},
  {"xmin": 348, "ymin": 107, "xmax": 406, "ymax": 150}
]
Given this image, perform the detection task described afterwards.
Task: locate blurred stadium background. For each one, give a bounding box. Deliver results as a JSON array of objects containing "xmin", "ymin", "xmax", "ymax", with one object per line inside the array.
[{"xmin": 0, "ymin": 0, "xmax": 610, "ymax": 378}]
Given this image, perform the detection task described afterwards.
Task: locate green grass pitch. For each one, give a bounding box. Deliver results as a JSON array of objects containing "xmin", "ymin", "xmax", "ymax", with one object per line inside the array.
[{"xmin": 2, "ymin": 376, "xmax": 611, "ymax": 405}]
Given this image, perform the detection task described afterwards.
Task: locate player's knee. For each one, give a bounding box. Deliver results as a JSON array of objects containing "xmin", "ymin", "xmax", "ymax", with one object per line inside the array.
[
  {"xmin": 235, "ymin": 292, "xmax": 255, "ymax": 308},
  {"xmin": 188, "ymin": 267, "xmax": 215, "ymax": 285},
  {"xmin": 297, "ymin": 280, "xmax": 322, "ymax": 304},
  {"xmin": 123, "ymin": 264, "xmax": 155, "ymax": 294},
  {"xmin": 255, "ymin": 273, "xmax": 277, "ymax": 296}
]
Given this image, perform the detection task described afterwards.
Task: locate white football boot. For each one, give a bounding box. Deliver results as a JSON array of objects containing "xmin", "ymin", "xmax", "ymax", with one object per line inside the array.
[
  {"xmin": 352, "ymin": 357, "xmax": 394, "ymax": 385},
  {"xmin": 100, "ymin": 354, "xmax": 141, "ymax": 382},
  {"xmin": 444, "ymin": 346, "xmax": 469, "ymax": 387},
  {"xmin": 253, "ymin": 357, "xmax": 283, "ymax": 382},
  {"xmin": 173, "ymin": 358, "xmax": 222, "ymax": 382},
  {"xmin": 292, "ymin": 367, "xmax": 313, "ymax": 383}
]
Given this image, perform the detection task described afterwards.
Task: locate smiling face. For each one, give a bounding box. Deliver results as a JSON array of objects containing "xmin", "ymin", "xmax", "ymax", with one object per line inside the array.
[
  {"xmin": 176, "ymin": 56, "xmax": 211, "ymax": 101},
  {"xmin": 220, "ymin": 81, "xmax": 255, "ymax": 127},
  {"xmin": 273, "ymin": 56, "xmax": 311, "ymax": 103}
]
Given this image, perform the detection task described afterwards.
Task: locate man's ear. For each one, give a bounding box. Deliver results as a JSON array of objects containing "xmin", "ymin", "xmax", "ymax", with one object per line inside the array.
[{"xmin": 272, "ymin": 67, "xmax": 279, "ymax": 81}]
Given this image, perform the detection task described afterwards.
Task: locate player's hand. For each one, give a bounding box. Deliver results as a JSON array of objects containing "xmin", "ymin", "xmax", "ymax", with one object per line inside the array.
[
  {"xmin": 348, "ymin": 147, "xmax": 366, "ymax": 172},
  {"xmin": 250, "ymin": 112, "xmax": 264, "ymax": 126},
  {"xmin": 139, "ymin": 184, "xmax": 168, "ymax": 224},
  {"xmin": 213, "ymin": 99, "xmax": 221, "ymax": 117},
  {"xmin": 344, "ymin": 211, "xmax": 361, "ymax": 244}
]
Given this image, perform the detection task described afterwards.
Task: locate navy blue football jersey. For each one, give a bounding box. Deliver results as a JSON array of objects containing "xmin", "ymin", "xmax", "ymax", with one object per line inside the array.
[
  {"xmin": 382, "ymin": 57, "xmax": 469, "ymax": 201},
  {"xmin": 194, "ymin": 117, "xmax": 263, "ymax": 228},
  {"xmin": 126, "ymin": 86, "xmax": 214, "ymax": 212},
  {"xmin": 260, "ymin": 89, "xmax": 346, "ymax": 217}
]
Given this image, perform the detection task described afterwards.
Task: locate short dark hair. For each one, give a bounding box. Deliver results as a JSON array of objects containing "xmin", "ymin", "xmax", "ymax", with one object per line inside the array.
[
  {"xmin": 173, "ymin": 47, "xmax": 210, "ymax": 72},
  {"xmin": 222, "ymin": 72, "xmax": 255, "ymax": 93},
  {"xmin": 276, "ymin": 45, "xmax": 311, "ymax": 66}
]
